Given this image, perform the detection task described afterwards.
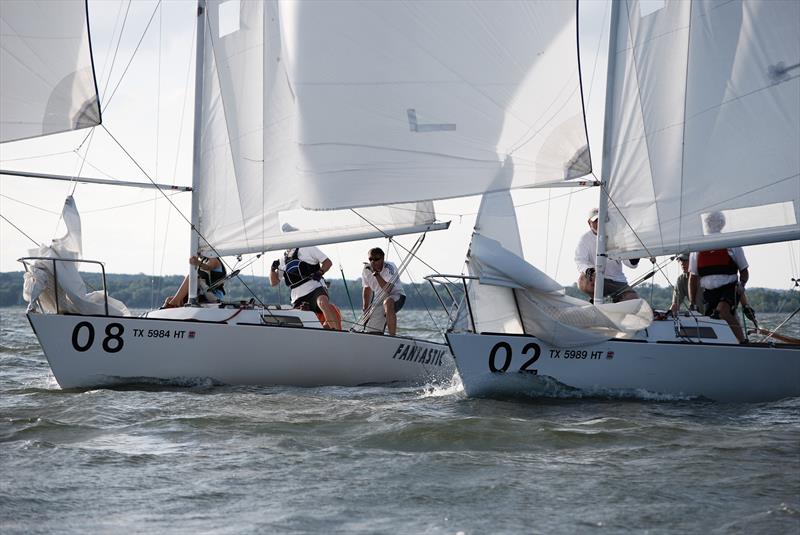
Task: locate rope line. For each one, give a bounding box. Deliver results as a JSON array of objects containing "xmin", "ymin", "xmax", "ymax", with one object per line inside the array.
[{"xmin": 0, "ymin": 214, "xmax": 40, "ymax": 247}]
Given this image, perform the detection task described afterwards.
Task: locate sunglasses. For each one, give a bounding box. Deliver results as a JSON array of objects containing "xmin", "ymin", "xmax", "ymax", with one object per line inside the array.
[{"xmin": 369, "ymin": 257, "xmax": 383, "ymax": 262}]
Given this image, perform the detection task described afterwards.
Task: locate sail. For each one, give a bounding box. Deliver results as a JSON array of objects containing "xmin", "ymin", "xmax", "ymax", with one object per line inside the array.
[
  {"xmin": 197, "ymin": 0, "xmax": 589, "ymax": 225},
  {"xmin": 463, "ymin": 192, "xmax": 652, "ymax": 346},
  {"xmin": 0, "ymin": 0, "xmax": 101, "ymax": 143},
  {"xmin": 464, "ymin": 192, "xmax": 525, "ymax": 335},
  {"xmin": 603, "ymin": 0, "xmax": 800, "ymax": 259},
  {"xmin": 197, "ymin": 0, "xmax": 446, "ymax": 256}
]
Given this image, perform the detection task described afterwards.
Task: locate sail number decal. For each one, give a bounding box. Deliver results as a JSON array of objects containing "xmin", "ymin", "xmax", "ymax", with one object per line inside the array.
[
  {"xmin": 71, "ymin": 321, "xmax": 125, "ymax": 354},
  {"xmin": 488, "ymin": 342, "xmax": 540, "ymax": 374}
]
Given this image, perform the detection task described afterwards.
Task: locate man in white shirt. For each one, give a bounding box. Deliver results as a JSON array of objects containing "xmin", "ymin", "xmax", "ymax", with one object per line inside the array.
[
  {"xmin": 574, "ymin": 207, "xmax": 641, "ymax": 302},
  {"xmin": 688, "ymin": 211, "xmax": 749, "ymax": 343},
  {"xmin": 362, "ymin": 247, "xmax": 406, "ymax": 336},
  {"xmin": 269, "ymin": 246, "xmax": 340, "ymax": 330}
]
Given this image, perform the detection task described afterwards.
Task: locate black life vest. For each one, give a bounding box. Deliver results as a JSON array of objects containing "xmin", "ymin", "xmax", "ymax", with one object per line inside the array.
[
  {"xmin": 198, "ymin": 257, "xmax": 227, "ymax": 295},
  {"xmin": 283, "ymin": 248, "xmax": 320, "ymax": 289},
  {"xmin": 697, "ymin": 249, "xmax": 738, "ymax": 277}
]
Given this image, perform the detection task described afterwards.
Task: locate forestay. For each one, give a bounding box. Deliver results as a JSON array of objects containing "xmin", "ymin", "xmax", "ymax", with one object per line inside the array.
[
  {"xmin": 0, "ymin": 0, "xmax": 101, "ymax": 143},
  {"xmin": 602, "ymin": 0, "xmax": 800, "ymax": 259},
  {"xmin": 198, "ymin": 1, "xmax": 445, "ymax": 257},
  {"xmin": 220, "ymin": 0, "xmax": 588, "ymax": 212}
]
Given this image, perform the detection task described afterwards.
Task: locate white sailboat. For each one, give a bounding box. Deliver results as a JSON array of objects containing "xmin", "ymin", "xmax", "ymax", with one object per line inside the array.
[
  {"xmin": 445, "ymin": 0, "xmax": 800, "ymax": 402},
  {"xmin": 4, "ymin": 0, "xmax": 459, "ymax": 388}
]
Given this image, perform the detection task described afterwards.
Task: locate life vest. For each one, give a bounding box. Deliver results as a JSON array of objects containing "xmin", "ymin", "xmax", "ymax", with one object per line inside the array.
[
  {"xmin": 697, "ymin": 249, "xmax": 738, "ymax": 277},
  {"xmin": 283, "ymin": 248, "xmax": 320, "ymax": 289},
  {"xmin": 198, "ymin": 257, "xmax": 227, "ymax": 295}
]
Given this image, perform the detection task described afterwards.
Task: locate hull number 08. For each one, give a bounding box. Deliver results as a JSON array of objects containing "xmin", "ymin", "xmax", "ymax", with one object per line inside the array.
[{"xmin": 71, "ymin": 322, "xmax": 125, "ymax": 354}]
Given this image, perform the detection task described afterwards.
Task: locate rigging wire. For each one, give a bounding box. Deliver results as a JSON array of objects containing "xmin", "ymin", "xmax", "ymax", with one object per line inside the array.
[
  {"xmin": 99, "ymin": 0, "xmax": 132, "ymax": 105},
  {"xmin": 602, "ymin": 183, "xmax": 677, "ymax": 292},
  {"xmin": 151, "ymin": 4, "xmax": 164, "ymax": 309},
  {"xmin": 158, "ymin": 7, "xmax": 197, "ymax": 298},
  {"xmin": 0, "ymin": 214, "xmax": 40, "ymax": 247},
  {"xmin": 99, "ymin": 124, "xmax": 224, "ymax": 263},
  {"xmin": 102, "ymin": 0, "xmax": 163, "ymax": 114},
  {"xmin": 82, "ymin": 191, "xmax": 186, "ymax": 213},
  {"xmin": 389, "ymin": 239, "xmax": 446, "ymax": 338},
  {"xmin": 349, "ymin": 209, "xmax": 444, "ymax": 277},
  {"xmin": 0, "ymin": 150, "xmax": 76, "ymax": 164},
  {"xmin": 0, "ymin": 194, "xmax": 61, "ymax": 215}
]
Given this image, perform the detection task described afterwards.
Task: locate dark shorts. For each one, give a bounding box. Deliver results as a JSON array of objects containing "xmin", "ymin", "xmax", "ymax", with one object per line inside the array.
[
  {"xmin": 393, "ymin": 295, "xmax": 406, "ymax": 313},
  {"xmin": 703, "ymin": 282, "xmax": 738, "ymax": 316},
  {"xmin": 602, "ymin": 279, "xmax": 632, "ymax": 303},
  {"xmin": 293, "ymin": 286, "xmax": 328, "ymax": 313}
]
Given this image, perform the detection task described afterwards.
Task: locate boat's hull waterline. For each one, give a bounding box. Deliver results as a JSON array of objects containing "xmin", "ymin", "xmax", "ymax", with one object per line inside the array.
[
  {"xmin": 448, "ymin": 319, "xmax": 800, "ymax": 402},
  {"xmin": 28, "ymin": 308, "xmax": 454, "ymax": 389}
]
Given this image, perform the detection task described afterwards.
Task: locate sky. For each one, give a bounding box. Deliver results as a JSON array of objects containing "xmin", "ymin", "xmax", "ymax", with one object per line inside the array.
[{"xmin": 1, "ymin": 0, "xmax": 798, "ymax": 293}]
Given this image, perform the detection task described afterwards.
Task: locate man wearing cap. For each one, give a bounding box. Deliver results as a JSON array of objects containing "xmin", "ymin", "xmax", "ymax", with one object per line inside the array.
[
  {"xmin": 669, "ymin": 253, "xmax": 702, "ymax": 316},
  {"xmin": 575, "ymin": 207, "xmax": 640, "ymax": 302}
]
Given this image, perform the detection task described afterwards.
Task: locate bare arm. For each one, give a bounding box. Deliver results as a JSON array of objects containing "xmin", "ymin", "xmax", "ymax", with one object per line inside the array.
[
  {"xmin": 320, "ymin": 258, "xmax": 332, "ymax": 276},
  {"xmin": 373, "ymin": 270, "xmax": 391, "ymax": 291},
  {"xmin": 269, "ymin": 261, "xmax": 280, "ymax": 287},
  {"xmin": 739, "ymin": 267, "xmax": 749, "ymax": 288}
]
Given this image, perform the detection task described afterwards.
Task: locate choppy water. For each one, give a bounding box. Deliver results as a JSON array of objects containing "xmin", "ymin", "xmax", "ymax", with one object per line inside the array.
[{"xmin": 1, "ymin": 307, "xmax": 799, "ymax": 534}]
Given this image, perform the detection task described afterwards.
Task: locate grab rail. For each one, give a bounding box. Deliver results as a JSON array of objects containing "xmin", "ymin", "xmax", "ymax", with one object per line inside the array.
[{"xmin": 18, "ymin": 257, "xmax": 109, "ymax": 316}]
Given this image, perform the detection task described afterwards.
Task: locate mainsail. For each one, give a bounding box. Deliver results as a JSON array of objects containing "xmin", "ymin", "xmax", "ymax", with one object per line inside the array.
[
  {"xmin": 197, "ymin": 0, "xmax": 446, "ymax": 256},
  {"xmin": 199, "ymin": 0, "xmax": 589, "ymax": 216},
  {"xmin": 0, "ymin": 0, "xmax": 101, "ymax": 143},
  {"xmin": 602, "ymin": 0, "xmax": 800, "ymax": 259}
]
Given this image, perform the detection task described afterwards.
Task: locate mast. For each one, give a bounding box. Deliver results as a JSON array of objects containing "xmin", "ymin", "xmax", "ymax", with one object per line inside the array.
[
  {"xmin": 594, "ymin": 0, "xmax": 621, "ymax": 305},
  {"xmin": 188, "ymin": 0, "xmax": 207, "ymax": 305}
]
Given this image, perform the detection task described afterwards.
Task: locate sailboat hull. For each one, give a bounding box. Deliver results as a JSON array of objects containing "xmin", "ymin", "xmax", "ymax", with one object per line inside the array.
[
  {"xmin": 448, "ymin": 328, "xmax": 800, "ymax": 403},
  {"xmin": 28, "ymin": 311, "xmax": 454, "ymax": 389}
]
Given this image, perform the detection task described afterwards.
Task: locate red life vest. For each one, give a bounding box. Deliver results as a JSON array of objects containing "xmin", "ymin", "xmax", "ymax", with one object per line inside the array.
[{"xmin": 697, "ymin": 249, "xmax": 739, "ymax": 277}]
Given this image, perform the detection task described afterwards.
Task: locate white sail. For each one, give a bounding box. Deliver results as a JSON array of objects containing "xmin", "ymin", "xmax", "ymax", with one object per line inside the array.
[
  {"xmin": 603, "ymin": 0, "xmax": 800, "ymax": 259},
  {"xmin": 205, "ymin": 0, "xmax": 588, "ymax": 213},
  {"xmin": 463, "ymin": 192, "xmax": 525, "ymax": 335},
  {"xmin": 0, "ymin": 0, "xmax": 101, "ymax": 143},
  {"xmin": 464, "ymin": 192, "xmax": 652, "ymax": 347},
  {"xmin": 197, "ymin": 0, "xmax": 445, "ymax": 257}
]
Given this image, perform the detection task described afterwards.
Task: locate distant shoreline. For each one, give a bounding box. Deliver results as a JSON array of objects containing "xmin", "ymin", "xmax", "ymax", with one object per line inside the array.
[{"xmin": 1, "ymin": 271, "xmax": 797, "ymax": 312}]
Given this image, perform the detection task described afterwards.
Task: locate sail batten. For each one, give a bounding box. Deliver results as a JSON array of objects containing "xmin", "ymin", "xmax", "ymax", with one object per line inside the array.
[{"xmin": 603, "ymin": 0, "xmax": 800, "ymax": 256}]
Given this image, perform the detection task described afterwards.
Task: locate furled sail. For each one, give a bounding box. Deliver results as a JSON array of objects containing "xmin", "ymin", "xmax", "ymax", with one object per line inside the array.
[
  {"xmin": 0, "ymin": 0, "xmax": 101, "ymax": 143},
  {"xmin": 461, "ymin": 192, "xmax": 652, "ymax": 346},
  {"xmin": 602, "ymin": 0, "xmax": 800, "ymax": 259},
  {"xmin": 198, "ymin": 0, "xmax": 447, "ymax": 256}
]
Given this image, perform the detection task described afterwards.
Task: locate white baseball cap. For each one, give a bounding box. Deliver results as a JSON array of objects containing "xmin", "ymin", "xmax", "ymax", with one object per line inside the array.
[{"xmin": 588, "ymin": 208, "xmax": 599, "ymax": 222}]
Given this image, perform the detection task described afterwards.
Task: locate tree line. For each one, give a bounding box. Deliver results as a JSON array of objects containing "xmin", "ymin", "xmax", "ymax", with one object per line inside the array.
[{"xmin": 1, "ymin": 271, "xmax": 798, "ymax": 313}]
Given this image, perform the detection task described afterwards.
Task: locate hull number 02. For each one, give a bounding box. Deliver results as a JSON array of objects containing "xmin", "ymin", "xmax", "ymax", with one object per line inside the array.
[
  {"xmin": 71, "ymin": 322, "xmax": 125, "ymax": 354},
  {"xmin": 488, "ymin": 341, "xmax": 541, "ymax": 374}
]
